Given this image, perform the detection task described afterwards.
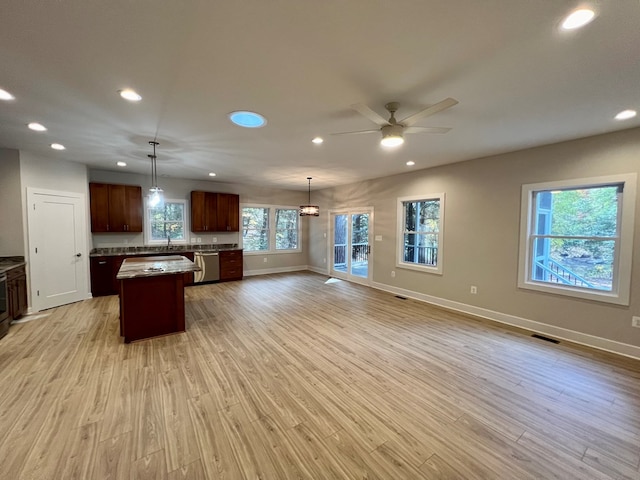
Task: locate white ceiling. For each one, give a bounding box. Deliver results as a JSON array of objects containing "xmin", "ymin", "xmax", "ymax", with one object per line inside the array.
[{"xmin": 1, "ymin": 1, "xmax": 639, "ymax": 191}]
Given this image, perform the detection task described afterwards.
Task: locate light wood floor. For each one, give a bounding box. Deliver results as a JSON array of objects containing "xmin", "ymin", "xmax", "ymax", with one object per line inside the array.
[{"xmin": 1, "ymin": 272, "xmax": 640, "ymax": 480}]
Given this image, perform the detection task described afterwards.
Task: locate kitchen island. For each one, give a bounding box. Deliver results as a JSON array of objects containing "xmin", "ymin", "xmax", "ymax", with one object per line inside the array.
[{"xmin": 116, "ymin": 255, "xmax": 200, "ymax": 343}]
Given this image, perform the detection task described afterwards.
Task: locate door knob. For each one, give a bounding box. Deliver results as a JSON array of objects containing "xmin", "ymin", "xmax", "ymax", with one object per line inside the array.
[{"xmin": 76, "ymin": 253, "xmax": 82, "ymax": 257}]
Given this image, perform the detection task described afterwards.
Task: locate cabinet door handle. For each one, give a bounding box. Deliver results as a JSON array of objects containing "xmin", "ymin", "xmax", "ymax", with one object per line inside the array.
[{"xmin": 98, "ymin": 261, "xmax": 107, "ymax": 265}]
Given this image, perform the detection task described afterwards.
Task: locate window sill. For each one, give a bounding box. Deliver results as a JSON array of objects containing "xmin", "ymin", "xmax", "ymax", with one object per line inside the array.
[
  {"xmin": 396, "ymin": 262, "xmax": 442, "ymax": 275},
  {"xmin": 244, "ymin": 249, "xmax": 302, "ymax": 255},
  {"xmin": 517, "ymin": 280, "xmax": 628, "ymax": 306}
]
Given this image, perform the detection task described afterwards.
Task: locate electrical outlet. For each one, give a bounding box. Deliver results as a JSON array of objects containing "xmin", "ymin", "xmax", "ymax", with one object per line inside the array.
[
  {"xmin": 213, "ymin": 237, "xmax": 217, "ymax": 243},
  {"xmin": 263, "ymin": 257, "xmax": 268, "ymax": 263},
  {"xmin": 190, "ymin": 237, "xmax": 196, "ymax": 243},
  {"xmin": 323, "ymin": 258, "xmax": 326, "ymax": 264},
  {"xmin": 391, "ymin": 271, "xmax": 396, "ymax": 278},
  {"xmin": 632, "ymin": 316, "xmax": 640, "ymax": 328},
  {"xmin": 470, "ymin": 286, "xmax": 478, "ymax": 294},
  {"xmin": 197, "ymin": 237, "xmax": 201, "ymax": 243}
]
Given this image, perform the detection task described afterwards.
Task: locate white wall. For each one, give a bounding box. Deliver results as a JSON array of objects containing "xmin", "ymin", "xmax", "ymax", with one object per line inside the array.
[
  {"xmin": 0, "ymin": 148, "xmax": 24, "ymax": 255},
  {"xmin": 309, "ymin": 127, "xmax": 640, "ymax": 357}
]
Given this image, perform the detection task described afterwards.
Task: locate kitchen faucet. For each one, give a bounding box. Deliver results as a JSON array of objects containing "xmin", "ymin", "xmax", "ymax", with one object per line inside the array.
[{"xmin": 167, "ymin": 235, "xmax": 171, "ymax": 248}]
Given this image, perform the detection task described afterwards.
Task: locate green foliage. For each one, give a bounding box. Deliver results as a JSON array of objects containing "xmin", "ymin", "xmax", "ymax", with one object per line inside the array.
[{"xmin": 149, "ymin": 203, "xmax": 184, "ymax": 241}]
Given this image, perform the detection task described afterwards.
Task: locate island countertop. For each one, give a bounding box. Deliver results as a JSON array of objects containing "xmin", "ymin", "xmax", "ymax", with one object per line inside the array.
[{"xmin": 116, "ymin": 255, "xmax": 201, "ymax": 280}]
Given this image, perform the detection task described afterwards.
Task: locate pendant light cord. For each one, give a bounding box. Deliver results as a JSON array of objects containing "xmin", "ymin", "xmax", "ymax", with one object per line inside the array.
[
  {"xmin": 149, "ymin": 141, "xmax": 159, "ymax": 188},
  {"xmin": 307, "ymin": 176, "xmax": 312, "ymax": 204}
]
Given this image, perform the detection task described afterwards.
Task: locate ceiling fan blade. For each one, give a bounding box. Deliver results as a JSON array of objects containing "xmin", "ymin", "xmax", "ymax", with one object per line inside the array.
[
  {"xmin": 330, "ymin": 129, "xmax": 380, "ymax": 136},
  {"xmin": 404, "ymin": 126, "xmax": 451, "ymax": 134},
  {"xmin": 399, "ymin": 97, "xmax": 459, "ymax": 127},
  {"xmin": 351, "ymin": 103, "xmax": 389, "ymax": 127}
]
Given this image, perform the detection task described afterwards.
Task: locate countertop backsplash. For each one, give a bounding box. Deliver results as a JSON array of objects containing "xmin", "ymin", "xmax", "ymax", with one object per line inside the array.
[{"xmin": 90, "ymin": 244, "xmax": 240, "ymax": 257}]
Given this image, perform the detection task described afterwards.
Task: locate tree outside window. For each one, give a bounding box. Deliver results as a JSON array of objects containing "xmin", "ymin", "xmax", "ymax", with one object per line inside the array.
[
  {"xmin": 397, "ymin": 193, "xmax": 444, "ymax": 274},
  {"xmin": 242, "ymin": 207, "xmax": 269, "ymax": 251},
  {"xmin": 148, "ymin": 201, "xmax": 185, "ymax": 243}
]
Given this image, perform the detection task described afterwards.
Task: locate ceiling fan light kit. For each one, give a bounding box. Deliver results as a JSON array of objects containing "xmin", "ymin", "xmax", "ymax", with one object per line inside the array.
[
  {"xmin": 332, "ymin": 97, "xmax": 458, "ymax": 148},
  {"xmin": 380, "ymin": 124, "xmax": 404, "ymax": 147}
]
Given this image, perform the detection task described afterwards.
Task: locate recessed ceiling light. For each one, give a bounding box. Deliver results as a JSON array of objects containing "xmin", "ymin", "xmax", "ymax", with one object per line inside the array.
[
  {"xmin": 0, "ymin": 88, "xmax": 15, "ymax": 101},
  {"xmin": 117, "ymin": 161, "xmax": 127, "ymax": 167},
  {"xmin": 615, "ymin": 109, "xmax": 637, "ymax": 121},
  {"xmin": 208, "ymin": 172, "xmax": 216, "ymax": 177},
  {"xmin": 561, "ymin": 8, "xmax": 595, "ymax": 30},
  {"xmin": 118, "ymin": 89, "xmax": 142, "ymax": 102},
  {"xmin": 406, "ymin": 161, "xmax": 415, "ymax": 166},
  {"xmin": 312, "ymin": 137, "xmax": 323, "ymax": 144},
  {"xmin": 228, "ymin": 111, "xmax": 266, "ymax": 128},
  {"xmin": 27, "ymin": 122, "xmax": 47, "ymax": 132},
  {"xmin": 50, "ymin": 143, "xmax": 65, "ymax": 150}
]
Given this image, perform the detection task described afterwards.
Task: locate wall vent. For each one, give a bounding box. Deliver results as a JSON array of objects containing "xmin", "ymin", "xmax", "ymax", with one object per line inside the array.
[{"xmin": 531, "ymin": 334, "xmax": 559, "ymax": 344}]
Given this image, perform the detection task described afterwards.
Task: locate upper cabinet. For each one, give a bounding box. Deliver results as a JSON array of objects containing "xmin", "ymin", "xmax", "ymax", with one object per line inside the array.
[
  {"xmin": 90, "ymin": 182, "xmax": 143, "ymax": 233},
  {"xmin": 190, "ymin": 191, "xmax": 239, "ymax": 232}
]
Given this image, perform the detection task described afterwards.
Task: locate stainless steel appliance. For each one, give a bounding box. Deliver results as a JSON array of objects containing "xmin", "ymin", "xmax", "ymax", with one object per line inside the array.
[
  {"xmin": 193, "ymin": 252, "xmax": 220, "ymax": 284},
  {"xmin": 0, "ymin": 274, "xmax": 8, "ymax": 339}
]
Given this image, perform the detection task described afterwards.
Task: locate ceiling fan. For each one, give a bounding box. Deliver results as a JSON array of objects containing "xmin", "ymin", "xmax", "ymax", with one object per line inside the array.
[{"xmin": 332, "ymin": 97, "xmax": 458, "ymax": 147}]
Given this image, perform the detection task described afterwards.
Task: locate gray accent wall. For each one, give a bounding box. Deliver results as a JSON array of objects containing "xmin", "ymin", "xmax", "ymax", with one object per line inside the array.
[{"xmin": 308, "ymin": 127, "xmax": 640, "ymax": 352}]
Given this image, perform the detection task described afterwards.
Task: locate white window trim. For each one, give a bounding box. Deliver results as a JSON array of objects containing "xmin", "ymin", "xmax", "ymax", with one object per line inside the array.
[
  {"xmin": 517, "ymin": 173, "xmax": 636, "ymax": 306},
  {"xmin": 396, "ymin": 193, "xmax": 445, "ymax": 275},
  {"xmin": 240, "ymin": 203, "xmax": 302, "ymax": 254},
  {"xmin": 144, "ymin": 197, "xmax": 189, "ymax": 245}
]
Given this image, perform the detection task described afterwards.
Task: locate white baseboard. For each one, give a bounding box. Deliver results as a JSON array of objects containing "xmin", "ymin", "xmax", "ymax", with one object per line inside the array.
[
  {"xmin": 369, "ymin": 280, "xmax": 640, "ymax": 360},
  {"xmin": 307, "ymin": 265, "xmax": 330, "ymax": 275},
  {"xmin": 244, "ymin": 265, "xmax": 309, "ymax": 277}
]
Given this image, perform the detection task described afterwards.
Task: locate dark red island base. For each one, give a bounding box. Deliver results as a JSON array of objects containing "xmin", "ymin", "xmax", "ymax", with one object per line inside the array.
[{"xmin": 117, "ymin": 255, "xmax": 200, "ymax": 343}]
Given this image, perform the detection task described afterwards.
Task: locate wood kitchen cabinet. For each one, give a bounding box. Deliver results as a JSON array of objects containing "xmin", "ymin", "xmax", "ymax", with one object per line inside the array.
[
  {"xmin": 219, "ymin": 249, "xmax": 243, "ymax": 281},
  {"xmin": 90, "ymin": 182, "xmax": 143, "ymax": 233},
  {"xmin": 7, "ymin": 265, "xmax": 27, "ymax": 320},
  {"xmin": 190, "ymin": 191, "xmax": 239, "ymax": 232}
]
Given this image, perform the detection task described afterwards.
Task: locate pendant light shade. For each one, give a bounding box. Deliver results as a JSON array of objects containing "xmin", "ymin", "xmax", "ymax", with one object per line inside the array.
[
  {"xmin": 299, "ymin": 177, "xmax": 319, "ymax": 217},
  {"xmin": 148, "ymin": 140, "xmax": 163, "ymax": 207}
]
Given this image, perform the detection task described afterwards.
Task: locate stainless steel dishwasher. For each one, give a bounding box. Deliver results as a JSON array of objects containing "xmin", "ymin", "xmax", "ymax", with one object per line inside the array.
[{"xmin": 193, "ymin": 252, "xmax": 220, "ymax": 284}]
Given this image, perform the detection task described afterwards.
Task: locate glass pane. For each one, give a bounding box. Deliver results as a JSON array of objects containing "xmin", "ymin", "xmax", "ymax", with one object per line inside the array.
[
  {"xmin": 164, "ymin": 203, "xmax": 183, "ymax": 221},
  {"xmin": 544, "ymin": 186, "xmax": 619, "ymax": 237},
  {"xmin": 404, "ymin": 200, "xmax": 440, "ymax": 233},
  {"xmin": 333, "ymin": 214, "xmax": 348, "ymax": 272},
  {"xmin": 351, "ymin": 213, "xmax": 368, "ymax": 277},
  {"xmin": 531, "ymin": 238, "xmax": 614, "ymax": 291},
  {"xmin": 242, "ymin": 207, "xmax": 269, "ymax": 251},
  {"xmin": 417, "ymin": 200, "xmax": 440, "ymax": 233},
  {"xmin": 275, "ymin": 209, "xmax": 298, "ymax": 250},
  {"xmin": 403, "ymin": 233, "xmax": 438, "ymax": 266}
]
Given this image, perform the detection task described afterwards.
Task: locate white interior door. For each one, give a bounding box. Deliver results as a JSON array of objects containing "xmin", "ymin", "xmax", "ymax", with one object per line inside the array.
[
  {"xmin": 330, "ymin": 208, "xmax": 373, "ymax": 285},
  {"xmin": 27, "ymin": 188, "xmax": 88, "ymax": 311}
]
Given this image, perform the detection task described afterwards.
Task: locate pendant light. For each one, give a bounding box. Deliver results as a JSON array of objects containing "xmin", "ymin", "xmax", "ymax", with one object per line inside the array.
[
  {"xmin": 148, "ymin": 140, "xmax": 163, "ymax": 207},
  {"xmin": 299, "ymin": 177, "xmax": 319, "ymax": 217}
]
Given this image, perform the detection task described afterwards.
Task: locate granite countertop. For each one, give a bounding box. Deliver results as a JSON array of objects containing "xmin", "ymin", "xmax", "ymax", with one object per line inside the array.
[
  {"xmin": 91, "ymin": 243, "xmax": 240, "ymax": 257},
  {"xmin": 116, "ymin": 255, "xmax": 201, "ymax": 280},
  {"xmin": 0, "ymin": 256, "xmax": 26, "ymax": 275}
]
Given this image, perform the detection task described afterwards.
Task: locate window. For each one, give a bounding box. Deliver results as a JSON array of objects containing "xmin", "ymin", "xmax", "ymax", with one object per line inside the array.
[
  {"xmin": 518, "ymin": 174, "xmax": 636, "ymax": 305},
  {"xmin": 146, "ymin": 200, "xmax": 187, "ymax": 244},
  {"xmin": 397, "ymin": 193, "xmax": 445, "ymax": 274},
  {"xmin": 241, "ymin": 205, "xmax": 301, "ymax": 253}
]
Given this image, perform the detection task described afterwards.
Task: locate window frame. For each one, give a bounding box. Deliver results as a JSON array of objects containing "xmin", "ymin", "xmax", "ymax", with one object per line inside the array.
[
  {"xmin": 241, "ymin": 203, "xmax": 302, "ymax": 254},
  {"xmin": 396, "ymin": 193, "xmax": 445, "ymax": 275},
  {"xmin": 144, "ymin": 198, "xmax": 189, "ymax": 245},
  {"xmin": 518, "ymin": 174, "xmax": 636, "ymax": 306}
]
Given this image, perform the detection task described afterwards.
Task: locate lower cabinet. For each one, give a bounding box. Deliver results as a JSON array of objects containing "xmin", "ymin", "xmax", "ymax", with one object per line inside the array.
[
  {"xmin": 7, "ymin": 265, "xmax": 28, "ymax": 320},
  {"xmin": 219, "ymin": 250, "xmax": 243, "ymax": 281},
  {"xmin": 91, "ymin": 252, "xmax": 198, "ymax": 297}
]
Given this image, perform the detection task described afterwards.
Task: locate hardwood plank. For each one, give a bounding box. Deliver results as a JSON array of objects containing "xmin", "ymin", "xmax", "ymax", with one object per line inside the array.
[{"xmin": 1, "ymin": 271, "xmax": 639, "ymax": 479}]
